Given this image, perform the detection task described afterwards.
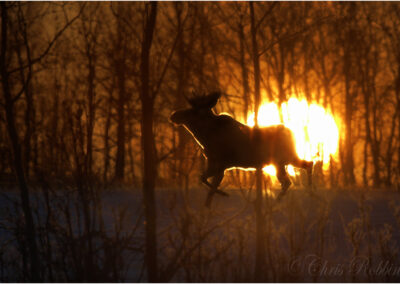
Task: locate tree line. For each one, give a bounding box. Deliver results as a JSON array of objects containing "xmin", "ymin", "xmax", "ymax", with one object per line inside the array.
[{"xmin": 1, "ymin": 2, "xmax": 399, "ymax": 190}]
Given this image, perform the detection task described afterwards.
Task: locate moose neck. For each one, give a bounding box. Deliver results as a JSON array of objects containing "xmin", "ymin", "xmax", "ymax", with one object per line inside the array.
[{"xmin": 184, "ymin": 109, "xmax": 217, "ymax": 149}]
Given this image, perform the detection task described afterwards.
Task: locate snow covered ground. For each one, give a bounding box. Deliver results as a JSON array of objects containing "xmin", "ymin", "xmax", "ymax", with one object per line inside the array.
[{"xmin": 1, "ymin": 186, "xmax": 400, "ymax": 282}]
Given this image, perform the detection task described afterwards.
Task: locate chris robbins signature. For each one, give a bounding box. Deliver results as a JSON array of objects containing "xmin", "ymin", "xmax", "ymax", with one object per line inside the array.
[{"xmin": 289, "ymin": 255, "xmax": 400, "ymax": 277}]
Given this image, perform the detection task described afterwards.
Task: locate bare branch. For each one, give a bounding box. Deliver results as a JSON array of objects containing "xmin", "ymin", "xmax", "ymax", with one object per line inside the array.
[
  {"xmin": 13, "ymin": 4, "xmax": 33, "ymax": 103},
  {"xmin": 258, "ymin": 15, "xmax": 332, "ymax": 57},
  {"xmin": 152, "ymin": 9, "xmax": 188, "ymax": 98},
  {"xmin": 8, "ymin": 3, "xmax": 86, "ymax": 76},
  {"xmin": 161, "ymin": 206, "xmax": 248, "ymax": 282},
  {"xmin": 255, "ymin": 2, "xmax": 277, "ymax": 30}
]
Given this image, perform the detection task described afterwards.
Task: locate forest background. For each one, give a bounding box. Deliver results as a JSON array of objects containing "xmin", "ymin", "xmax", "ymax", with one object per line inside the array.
[{"xmin": 1, "ymin": 2, "xmax": 400, "ymax": 282}]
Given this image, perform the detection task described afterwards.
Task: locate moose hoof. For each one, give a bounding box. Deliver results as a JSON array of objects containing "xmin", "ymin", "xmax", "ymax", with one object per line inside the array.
[
  {"xmin": 276, "ymin": 190, "xmax": 287, "ymax": 202},
  {"xmin": 215, "ymin": 189, "xmax": 229, "ymax": 197},
  {"xmin": 204, "ymin": 189, "xmax": 229, "ymax": 208}
]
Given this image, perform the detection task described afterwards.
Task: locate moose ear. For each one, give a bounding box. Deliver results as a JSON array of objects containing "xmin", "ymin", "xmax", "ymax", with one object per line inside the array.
[
  {"xmin": 203, "ymin": 92, "xmax": 221, "ymax": 108},
  {"xmin": 185, "ymin": 91, "xmax": 221, "ymax": 108},
  {"xmin": 184, "ymin": 91, "xmax": 198, "ymax": 107}
]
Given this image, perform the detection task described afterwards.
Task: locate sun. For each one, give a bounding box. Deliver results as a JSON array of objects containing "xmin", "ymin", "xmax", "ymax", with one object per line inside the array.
[{"xmin": 246, "ymin": 97, "xmax": 340, "ymax": 177}]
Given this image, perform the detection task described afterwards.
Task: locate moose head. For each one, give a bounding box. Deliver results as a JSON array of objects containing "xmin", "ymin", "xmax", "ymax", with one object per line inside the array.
[{"xmin": 170, "ymin": 91, "xmax": 221, "ymax": 125}]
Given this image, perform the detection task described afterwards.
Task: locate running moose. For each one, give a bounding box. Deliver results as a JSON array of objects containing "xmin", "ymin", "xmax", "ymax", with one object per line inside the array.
[{"xmin": 170, "ymin": 91, "xmax": 313, "ymax": 207}]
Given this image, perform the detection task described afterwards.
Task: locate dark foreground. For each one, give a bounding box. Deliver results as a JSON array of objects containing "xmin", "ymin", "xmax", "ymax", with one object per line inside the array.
[{"xmin": 0, "ymin": 185, "xmax": 400, "ymax": 282}]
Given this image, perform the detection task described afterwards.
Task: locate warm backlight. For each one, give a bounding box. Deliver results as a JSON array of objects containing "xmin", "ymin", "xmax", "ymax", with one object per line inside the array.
[{"xmin": 247, "ymin": 98, "xmax": 340, "ymax": 176}]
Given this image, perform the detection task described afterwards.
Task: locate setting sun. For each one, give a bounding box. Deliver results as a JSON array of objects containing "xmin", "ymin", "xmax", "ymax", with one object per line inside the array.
[{"xmin": 247, "ymin": 97, "xmax": 340, "ymax": 176}]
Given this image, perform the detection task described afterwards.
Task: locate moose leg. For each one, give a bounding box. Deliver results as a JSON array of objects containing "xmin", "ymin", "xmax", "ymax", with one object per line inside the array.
[
  {"xmin": 306, "ymin": 162, "xmax": 313, "ymax": 188},
  {"xmin": 201, "ymin": 164, "xmax": 228, "ymax": 197},
  {"xmin": 205, "ymin": 171, "xmax": 228, "ymax": 208},
  {"xmin": 200, "ymin": 163, "xmax": 216, "ymax": 189},
  {"xmin": 292, "ymin": 158, "xmax": 313, "ymax": 188},
  {"xmin": 276, "ymin": 165, "xmax": 291, "ymax": 201},
  {"xmin": 200, "ymin": 172, "xmax": 213, "ymax": 189}
]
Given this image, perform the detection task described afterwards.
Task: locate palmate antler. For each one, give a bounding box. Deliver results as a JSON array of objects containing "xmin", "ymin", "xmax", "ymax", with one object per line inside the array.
[{"xmin": 185, "ymin": 90, "xmax": 221, "ymax": 109}]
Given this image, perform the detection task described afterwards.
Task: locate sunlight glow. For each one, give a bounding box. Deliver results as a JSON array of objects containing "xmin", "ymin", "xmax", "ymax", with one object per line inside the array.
[
  {"xmin": 264, "ymin": 165, "xmax": 277, "ymax": 176},
  {"xmin": 246, "ymin": 97, "xmax": 340, "ymax": 177}
]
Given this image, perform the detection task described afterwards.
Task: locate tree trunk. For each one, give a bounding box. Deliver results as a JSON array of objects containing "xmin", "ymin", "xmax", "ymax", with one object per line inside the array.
[
  {"xmin": 103, "ymin": 89, "xmax": 113, "ymax": 183},
  {"xmin": 371, "ymin": 100, "xmax": 381, "ymax": 187},
  {"xmin": 385, "ymin": 109, "xmax": 397, "ymax": 186},
  {"xmin": 22, "ymin": 71, "xmax": 34, "ymax": 180},
  {"xmin": 344, "ymin": 87, "xmax": 356, "ymax": 185},
  {"xmin": 238, "ymin": 20, "xmax": 250, "ymax": 120},
  {"xmin": 115, "ymin": 14, "xmax": 127, "ymax": 183},
  {"xmin": 250, "ymin": 2, "xmax": 266, "ymax": 281},
  {"xmin": 362, "ymin": 81, "xmax": 371, "ymax": 187},
  {"xmin": 278, "ymin": 44, "xmax": 286, "ymax": 107},
  {"xmin": 342, "ymin": 4, "xmax": 357, "ymax": 186},
  {"xmin": 395, "ymin": 63, "xmax": 400, "ymax": 188},
  {"xmin": 343, "ymin": 45, "xmax": 356, "ymax": 185},
  {"xmin": 175, "ymin": 3, "xmax": 188, "ymax": 188},
  {"xmin": 140, "ymin": 2, "xmax": 158, "ymax": 282},
  {"xmin": 115, "ymin": 68, "xmax": 126, "ymax": 182},
  {"xmin": 86, "ymin": 57, "xmax": 95, "ymax": 181}
]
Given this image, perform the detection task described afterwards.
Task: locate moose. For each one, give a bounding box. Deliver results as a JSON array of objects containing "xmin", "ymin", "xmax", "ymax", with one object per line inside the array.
[{"xmin": 170, "ymin": 91, "xmax": 313, "ymax": 207}]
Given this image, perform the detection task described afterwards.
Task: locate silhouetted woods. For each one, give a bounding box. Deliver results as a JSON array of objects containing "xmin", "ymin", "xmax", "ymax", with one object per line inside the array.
[{"xmin": 1, "ymin": 2, "xmax": 400, "ymax": 282}]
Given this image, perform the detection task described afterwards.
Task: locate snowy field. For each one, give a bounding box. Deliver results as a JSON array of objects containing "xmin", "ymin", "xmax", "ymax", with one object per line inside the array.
[{"xmin": 1, "ymin": 186, "xmax": 400, "ymax": 282}]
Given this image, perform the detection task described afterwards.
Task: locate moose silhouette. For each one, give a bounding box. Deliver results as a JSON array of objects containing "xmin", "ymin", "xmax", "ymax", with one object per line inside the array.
[{"xmin": 170, "ymin": 91, "xmax": 313, "ymax": 207}]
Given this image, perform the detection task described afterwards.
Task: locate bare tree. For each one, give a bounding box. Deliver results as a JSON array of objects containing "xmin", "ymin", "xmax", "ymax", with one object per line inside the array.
[
  {"xmin": 249, "ymin": 2, "xmax": 265, "ymax": 280},
  {"xmin": 0, "ymin": 2, "xmax": 82, "ymax": 281},
  {"xmin": 139, "ymin": 2, "xmax": 159, "ymax": 281},
  {"xmin": 337, "ymin": 3, "xmax": 358, "ymax": 185},
  {"xmin": 110, "ymin": 4, "xmax": 131, "ymax": 183},
  {"xmin": 0, "ymin": 4, "xmax": 40, "ymax": 280}
]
